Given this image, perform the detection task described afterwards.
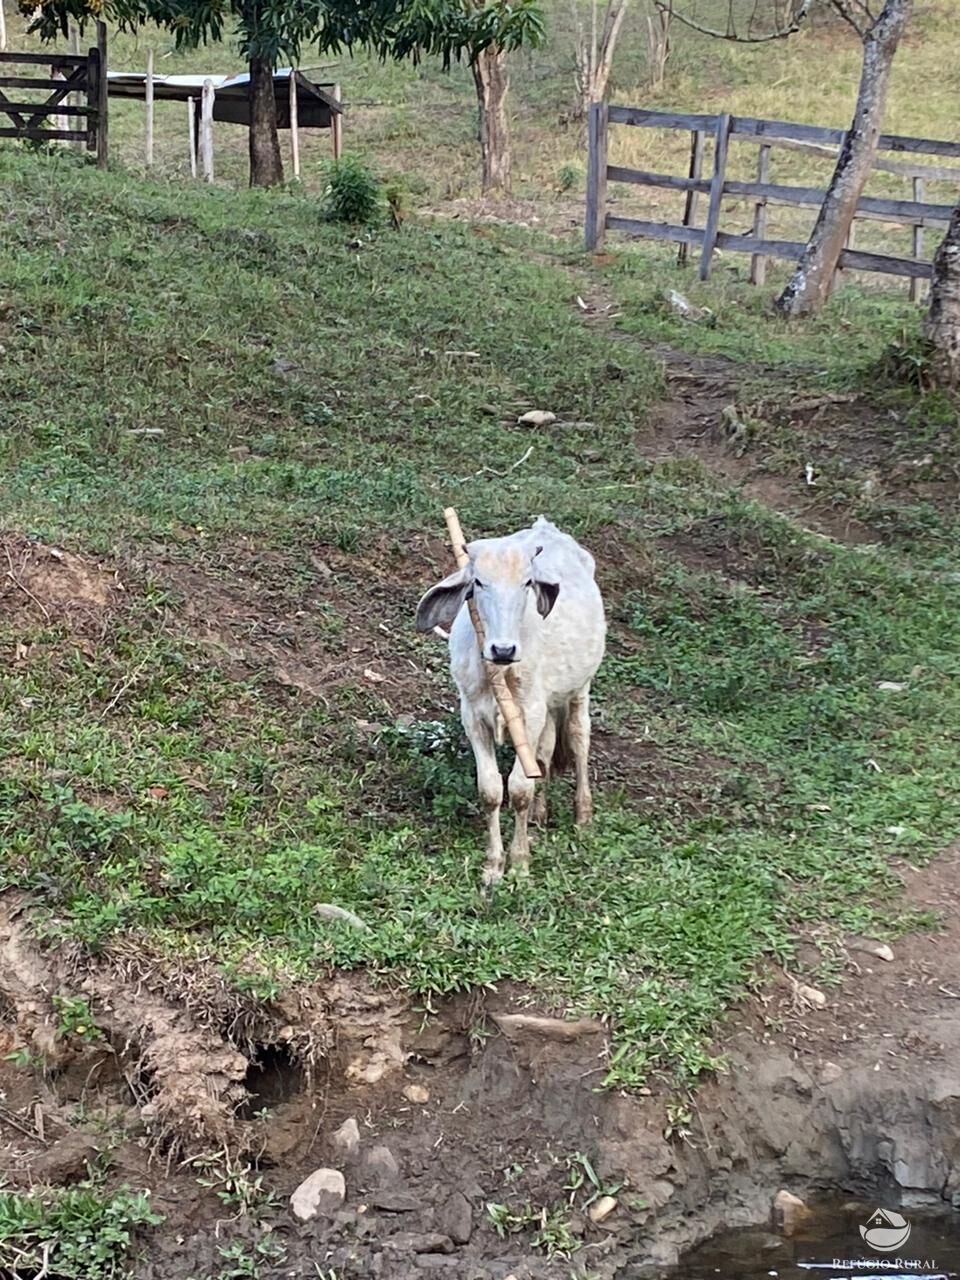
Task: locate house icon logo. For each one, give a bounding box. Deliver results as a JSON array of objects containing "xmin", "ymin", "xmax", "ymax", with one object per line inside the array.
[{"xmin": 860, "ymin": 1208, "xmax": 911, "ymax": 1252}]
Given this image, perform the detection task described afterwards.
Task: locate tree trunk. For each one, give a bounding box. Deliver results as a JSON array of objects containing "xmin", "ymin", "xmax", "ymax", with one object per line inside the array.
[
  {"xmin": 472, "ymin": 46, "xmax": 511, "ymax": 196},
  {"xmin": 248, "ymin": 55, "xmax": 284, "ymax": 188},
  {"xmin": 775, "ymin": 0, "xmax": 912, "ymax": 318},
  {"xmin": 924, "ymin": 201, "xmax": 960, "ymax": 388}
]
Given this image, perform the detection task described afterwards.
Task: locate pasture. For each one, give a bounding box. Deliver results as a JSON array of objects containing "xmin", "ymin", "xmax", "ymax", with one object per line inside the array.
[{"xmin": 0, "ymin": 0, "xmax": 959, "ymax": 1271}]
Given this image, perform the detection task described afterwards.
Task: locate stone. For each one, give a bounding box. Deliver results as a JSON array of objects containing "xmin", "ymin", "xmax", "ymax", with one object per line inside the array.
[
  {"xmin": 384, "ymin": 1232, "xmax": 454, "ymax": 1254},
  {"xmin": 370, "ymin": 1189, "xmax": 420, "ymax": 1212},
  {"xmin": 773, "ymin": 1189, "xmax": 810, "ymax": 1237},
  {"xmin": 517, "ymin": 410, "xmax": 557, "ymax": 428},
  {"xmin": 589, "ymin": 1195, "xmax": 618, "ymax": 1224},
  {"xmin": 403, "ymin": 1084, "xmax": 431, "ymax": 1104},
  {"xmin": 437, "ymin": 1190, "xmax": 473, "ymax": 1244},
  {"xmin": 332, "ymin": 1116, "xmax": 361, "ymax": 1160},
  {"xmin": 365, "ymin": 1144, "xmax": 400, "ymax": 1184},
  {"xmin": 819, "ymin": 1061, "xmax": 843, "ymax": 1085},
  {"xmin": 290, "ymin": 1168, "xmax": 346, "ymax": 1222}
]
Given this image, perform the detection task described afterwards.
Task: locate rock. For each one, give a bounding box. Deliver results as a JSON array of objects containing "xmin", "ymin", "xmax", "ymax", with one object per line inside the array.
[
  {"xmin": 437, "ymin": 1190, "xmax": 473, "ymax": 1244},
  {"xmin": 517, "ymin": 410, "xmax": 557, "ymax": 428},
  {"xmin": 773, "ymin": 1189, "xmax": 810, "ymax": 1237},
  {"xmin": 332, "ymin": 1116, "xmax": 361, "ymax": 1160},
  {"xmin": 403, "ymin": 1084, "xmax": 430, "ymax": 1105},
  {"xmin": 819, "ymin": 1061, "xmax": 843, "ymax": 1085},
  {"xmin": 370, "ymin": 1189, "xmax": 421, "ymax": 1212},
  {"xmin": 365, "ymin": 1144, "xmax": 400, "ymax": 1184},
  {"xmin": 290, "ymin": 1168, "xmax": 346, "ymax": 1221},
  {"xmin": 384, "ymin": 1232, "xmax": 454, "ymax": 1254},
  {"xmin": 795, "ymin": 983, "xmax": 826, "ymax": 1008},
  {"xmin": 589, "ymin": 1195, "xmax": 618, "ymax": 1224},
  {"xmin": 492, "ymin": 1012, "xmax": 605, "ymax": 1041},
  {"xmin": 29, "ymin": 1134, "xmax": 100, "ymax": 1185}
]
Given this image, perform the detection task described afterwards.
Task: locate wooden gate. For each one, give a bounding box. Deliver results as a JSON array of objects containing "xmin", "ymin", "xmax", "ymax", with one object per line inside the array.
[{"xmin": 0, "ymin": 29, "xmax": 107, "ymax": 166}]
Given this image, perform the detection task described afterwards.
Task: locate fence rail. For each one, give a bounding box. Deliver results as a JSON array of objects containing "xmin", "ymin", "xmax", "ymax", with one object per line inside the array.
[
  {"xmin": 0, "ymin": 26, "xmax": 107, "ymax": 164},
  {"xmin": 586, "ymin": 104, "xmax": 960, "ymax": 295}
]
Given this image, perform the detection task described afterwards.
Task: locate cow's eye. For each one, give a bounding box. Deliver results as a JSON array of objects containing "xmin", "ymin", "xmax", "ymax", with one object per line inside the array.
[
  {"xmin": 524, "ymin": 580, "xmax": 533, "ymax": 588},
  {"xmin": 474, "ymin": 579, "xmax": 484, "ymax": 590}
]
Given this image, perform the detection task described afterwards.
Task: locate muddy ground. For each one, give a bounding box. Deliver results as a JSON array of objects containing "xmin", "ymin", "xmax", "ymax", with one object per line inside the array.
[{"xmin": 2, "ymin": 312, "xmax": 959, "ymax": 1277}]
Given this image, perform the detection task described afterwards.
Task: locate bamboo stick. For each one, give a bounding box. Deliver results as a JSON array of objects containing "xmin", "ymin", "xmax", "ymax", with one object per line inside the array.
[{"xmin": 443, "ymin": 508, "xmax": 542, "ymax": 780}]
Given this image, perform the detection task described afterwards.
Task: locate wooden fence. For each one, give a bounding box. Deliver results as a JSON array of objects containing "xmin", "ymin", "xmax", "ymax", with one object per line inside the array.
[
  {"xmin": 585, "ymin": 103, "xmax": 960, "ymax": 297},
  {"xmin": 0, "ymin": 25, "xmax": 107, "ymax": 166}
]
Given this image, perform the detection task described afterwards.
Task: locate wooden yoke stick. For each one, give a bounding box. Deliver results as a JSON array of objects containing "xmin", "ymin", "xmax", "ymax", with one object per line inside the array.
[{"xmin": 443, "ymin": 508, "xmax": 542, "ymax": 780}]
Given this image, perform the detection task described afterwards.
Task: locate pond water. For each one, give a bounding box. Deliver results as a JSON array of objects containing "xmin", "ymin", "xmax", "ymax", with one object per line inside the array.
[{"xmin": 678, "ymin": 1200, "xmax": 960, "ymax": 1280}]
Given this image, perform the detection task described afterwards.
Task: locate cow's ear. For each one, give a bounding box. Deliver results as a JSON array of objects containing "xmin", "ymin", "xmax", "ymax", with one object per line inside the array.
[
  {"xmin": 415, "ymin": 565, "xmax": 472, "ymax": 632},
  {"xmin": 532, "ymin": 572, "xmax": 559, "ymax": 619}
]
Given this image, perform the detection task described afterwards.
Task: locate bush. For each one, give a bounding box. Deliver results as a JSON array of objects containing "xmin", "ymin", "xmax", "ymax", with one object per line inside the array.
[{"xmin": 321, "ymin": 155, "xmax": 382, "ymax": 226}]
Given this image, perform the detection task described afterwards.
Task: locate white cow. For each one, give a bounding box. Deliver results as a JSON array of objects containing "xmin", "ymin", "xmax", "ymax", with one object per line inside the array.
[{"xmin": 415, "ymin": 516, "xmax": 606, "ymax": 886}]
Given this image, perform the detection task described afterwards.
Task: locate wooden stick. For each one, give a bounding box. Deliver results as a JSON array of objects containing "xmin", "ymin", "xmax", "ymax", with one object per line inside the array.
[
  {"xmin": 0, "ymin": 0, "xmax": 6, "ymax": 56},
  {"xmin": 187, "ymin": 96, "xmax": 197, "ymax": 178},
  {"xmin": 910, "ymin": 175, "xmax": 925, "ymax": 303},
  {"xmin": 200, "ymin": 77, "xmax": 214, "ymax": 182},
  {"xmin": 443, "ymin": 508, "xmax": 542, "ymax": 780},
  {"xmin": 332, "ymin": 81, "xmax": 342, "ymax": 160},
  {"xmin": 145, "ymin": 47, "xmax": 154, "ymax": 168},
  {"xmin": 289, "ymin": 68, "xmax": 300, "ymax": 179}
]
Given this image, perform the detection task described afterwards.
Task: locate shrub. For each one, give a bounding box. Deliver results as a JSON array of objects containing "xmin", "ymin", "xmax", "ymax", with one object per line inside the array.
[{"xmin": 321, "ymin": 155, "xmax": 382, "ymax": 226}]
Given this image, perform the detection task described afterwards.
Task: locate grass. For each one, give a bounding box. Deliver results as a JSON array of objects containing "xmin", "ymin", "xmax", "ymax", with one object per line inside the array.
[
  {"xmin": 0, "ymin": 1174, "xmax": 162, "ymax": 1278},
  {"xmin": 1, "ymin": 147, "xmax": 958, "ymax": 1091}
]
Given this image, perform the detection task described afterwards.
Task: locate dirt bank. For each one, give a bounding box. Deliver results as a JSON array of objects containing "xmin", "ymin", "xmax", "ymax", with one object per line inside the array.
[{"xmin": 1, "ymin": 844, "xmax": 959, "ymax": 1277}]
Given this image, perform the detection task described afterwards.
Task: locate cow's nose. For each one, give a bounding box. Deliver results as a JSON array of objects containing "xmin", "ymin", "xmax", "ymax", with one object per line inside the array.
[{"xmin": 490, "ymin": 644, "xmax": 517, "ymax": 664}]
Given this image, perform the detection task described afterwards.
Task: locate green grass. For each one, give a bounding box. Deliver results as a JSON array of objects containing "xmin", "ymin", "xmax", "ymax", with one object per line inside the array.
[
  {"xmin": 1, "ymin": 149, "xmax": 959, "ymax": 1091},
  {"xmin": 0, "ymin": 1175, "xmax": 162, "ymax": 1279}
]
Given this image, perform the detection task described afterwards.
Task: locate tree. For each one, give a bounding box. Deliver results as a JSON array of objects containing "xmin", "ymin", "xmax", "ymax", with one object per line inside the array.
[
  {"xmin": 660, "ymin": 0, "xmax": 914, "ymax": 318},
  {"xmin": 775, "ymin": 0, "xmax": 913, "ymax": 317},
  {"xmin": 29, "ymin": 0, "xmax": 543, "ymax": 191},
  {"xmin": 924, "ymin": 200, "xmax": 960, "ymax": 388},
  {"xmin": 573, "ymin": 0, "xmax": 629, "ymax": 122}
]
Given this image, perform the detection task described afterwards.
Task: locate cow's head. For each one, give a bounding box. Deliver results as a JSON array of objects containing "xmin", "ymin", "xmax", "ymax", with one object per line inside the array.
[{"xmin": 415, "ymin": 544, "xmax": 559, "ymax": 664}]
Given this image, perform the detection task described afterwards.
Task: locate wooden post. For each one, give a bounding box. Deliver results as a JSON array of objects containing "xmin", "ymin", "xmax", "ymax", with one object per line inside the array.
[
  {"xmin": 85, "ymin": 44, "xmax": 99, "ymax": 153},
  {"xmin": 0, "ymin": 0, "xmax": 6, "ymax": 55},
  {"xmin": 70, "ymin": 24, "xmax": 83, "ymax": 149},
  {"xmin": 145, "ymin": 48, "xmax": 154, "ymax": 168},
  {"xmin": 289, "ymin": 68, "xmax": 300, "ymax": 178},
  {"xmin": 187, "ymin": 97, "xmax": 197, "ymax": 178},
  {"xmin": 749, "ymin": 144, "xmax": 771, "ymax": 286},
  {"xmin": 910, "ymin": 175, "xmax": 925, "ymax": 303},
  {"xmin": 585, "ymin": 100, "xmax": 609, "ymax": 252},
  {"xmin": 677, "ymin": 128, "xmax": 705, "ymax": 267},
  {"xmin": 95, "ymin": 19, "xmax": 108, "ymax": 168},
  {"xmin": 53, "ymin": 66, "xmax": 68, "ymax": 136},
  {"xmin": 443, "ymin": 508, "xmax": 542, "ymax": 781},
  {"xmin": 699, "ymin": 112, "xmax": 731, "ymax": 281},
  {"xmin": 200, "ymin": 77, "xmax": 214, "ymax": 182},
  {"xmin": 332, "ymin": 81, "xmax": 342, "ymax": 160},
  {"xmin": 835, "ymin": 218, "xmax": 856, "ymax": 289}
]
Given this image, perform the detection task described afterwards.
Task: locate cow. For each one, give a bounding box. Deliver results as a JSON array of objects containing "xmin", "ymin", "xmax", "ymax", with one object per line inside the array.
[{"xmin": 415, "ymin": 516, "xmax": 606, "ymax": 886}]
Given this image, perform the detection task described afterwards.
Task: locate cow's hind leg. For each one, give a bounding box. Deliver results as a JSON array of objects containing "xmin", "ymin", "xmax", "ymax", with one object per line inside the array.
[
  {"xmin": 531, "ymin": 711, "xmax": 557, "ymax": 827},
  {"xmin": 568, "ymin": 687, "xmax": 593, "ymax": 826},
  {"xmin": 464, "ymin": 705, "xmax": 505, "ymax": 887},
  {"xmin": 508, "ymin": 702, "xmax": 547, "ymax": 876}
]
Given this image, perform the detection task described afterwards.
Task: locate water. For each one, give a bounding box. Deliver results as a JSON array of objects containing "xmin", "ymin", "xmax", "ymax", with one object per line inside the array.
[{"xmin": 678, "ymin": 1200, "xmax": 960, "ymax": 1280}]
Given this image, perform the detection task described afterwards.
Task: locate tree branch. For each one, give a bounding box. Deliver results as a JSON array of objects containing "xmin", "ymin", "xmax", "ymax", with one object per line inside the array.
[{"xmin": 656, "ymin": 0, "xmax": 813, "ymax": 43}]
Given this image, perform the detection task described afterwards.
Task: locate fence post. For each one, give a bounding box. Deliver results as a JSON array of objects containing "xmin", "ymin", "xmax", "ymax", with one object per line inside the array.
[
  {"xmin": 85, "ymin": 44, "xmax": 99, "ymax": 153},
  {"xmin": 749, "ymin": 144, "xmax": 771, "ymax": 285},
  {"xmin": 585, "ymin": 100, "xmax": 609, "ymax": 252},
  {"xmin": 145, "ymin": 48, "xmax": 154, "ymax": 168},
  {"xmin": 332, "ymin": 81, "xmax": 342, "ymax": 159},
  {"xmin": 95, "ymin": 20, "xmax": 107, "ymax": 168},
  {"xmin": 200, "ymin": 77, "xmax": 215, "ymax": 181},
  {"xmin": 289, "ymin": 69, "xmax": 300, "ymax": 178},
  {"xmin": 699, "ymin": 112, "xmax": 731, "ymax": 281},
  {"xmin": 910, "ymin": 175, "xmax": 925, "ymax": 303},
  {"xmin": 0, "ymin": 0, "xmax": 6, "ymax": 55},
  {"xmin": 187, "ymin": 97, "xmax": 197, "ymax": 177},
  {"xmin": 70, "ymin": 25, "xmax": 83, "ymax": 149},
  {"xmin": 677, "ymin": 128, "xmax": 705, "ymax": 267}
]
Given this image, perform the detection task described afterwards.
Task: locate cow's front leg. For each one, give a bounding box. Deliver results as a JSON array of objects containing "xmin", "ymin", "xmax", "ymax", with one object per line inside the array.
[
  {"xmin": 507, "ymin": 702, "xmax": 547, "ymax": 877},
  {"xmin": 464, "ymin": 704, "xmax": 505, "ymax": 887}
]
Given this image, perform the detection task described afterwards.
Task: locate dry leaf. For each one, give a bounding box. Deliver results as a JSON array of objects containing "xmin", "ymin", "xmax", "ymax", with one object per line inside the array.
[{"xmin": 364, "ymin": 668, "xmax": 385, "ymax": 684}]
